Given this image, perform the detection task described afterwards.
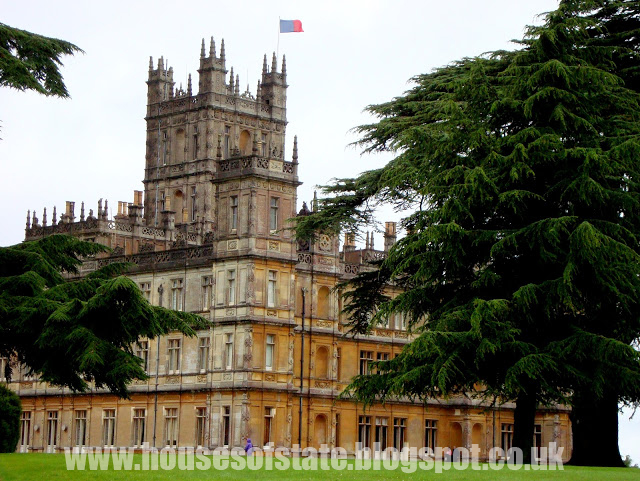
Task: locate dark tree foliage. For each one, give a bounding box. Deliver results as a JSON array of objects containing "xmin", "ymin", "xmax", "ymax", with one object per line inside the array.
[
  {"xmin": 0, "ymin": 23, "xmax": 82, "ymax": 97},
  {"xmin": 298, "ymin": 0, "xmax": 640, "ymax": 466},
  {"xmin": 0, "ymin": 235, "xmax": 207, "ymax": 399},
  {"xmin": 0, "ymin": 384, "xmax": 21, "ymax": 453}
]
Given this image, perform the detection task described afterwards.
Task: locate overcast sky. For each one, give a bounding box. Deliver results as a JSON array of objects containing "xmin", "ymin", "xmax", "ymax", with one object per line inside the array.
[{"xmin": 2, "ymin": 0, "xmax": 638, "ymax": 462}]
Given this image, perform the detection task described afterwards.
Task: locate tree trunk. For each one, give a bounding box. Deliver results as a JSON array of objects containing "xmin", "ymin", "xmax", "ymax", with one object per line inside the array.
[
  {"xmin": 512, "ymin": 389, "xmax": 537, "ymax": 464},
  {"xmin": 569, "ymin": 391, "xmax": 624, "ymax": 467}
]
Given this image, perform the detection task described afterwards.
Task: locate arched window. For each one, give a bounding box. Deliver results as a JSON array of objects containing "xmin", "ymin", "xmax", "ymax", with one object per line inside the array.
[
  {"xmin": 313, "ymin": 414, "xmax": 327, "ymax": 448},
  {"xmin": 174, "ymin": 128, "xmax": 185, "ymax": 163},
  {"xmin": 315, "ymin": 346, "xmax": 329, "ymax": 379},
  {"xmin": 239, "ymin": 130, "xmax": 251, "ymax": 156},
  {"xmin": 317, "ymin": 286, "xmax": 330, "ymax": 319}
]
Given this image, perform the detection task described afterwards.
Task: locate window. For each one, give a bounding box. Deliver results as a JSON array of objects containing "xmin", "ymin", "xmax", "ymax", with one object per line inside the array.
[
  {"xmin": 264, "ymin": 407, "xmax": 274, "ymax": 445},
  {"xmin": 269, "ymin": 197, "xmax": 279, "ymax": 232},
  {"xmin": 165, "ymin": 408, "xmax": 178, "ymax": 446},
  {"xmin": 192, "ymin": 134, "xmax": 198, "ymax": 160},
  {"xmin": 222, "ymin": 406, "xmax": 231, "ymax": 446},
  {"xmin": 336, "ymin": 348, "xmax": 341, "ymax": 381},
  {"xmin": 20, "ymin": 412, "xmax": 31, "ymax": 447},
  {"xmin": 74, "ymin": 410, "xmax": 87, "ymax": 446},
  {"xmin": 230, "ymin": 196, "xmax": 238, "ymax": 230},
  {"xmin": 160, "ymin": 192, "xmax": 166, "ymax": 211},
  {"xmin": 168, "ymin": 339, "xmax": 181, "ymax": 373},
  {"xmin": 197, "ymin": 337, "xmax": 210, "ymax": 372},
  {"xmin": 224, "ymin": 334, "xmax": 234, "ymax": 370},
  {"xmin": 359, "ymin": 351, "xmax": 373, "ymax": 375},
  {"xmin": 227, "ymin": 270, "xmax": 236, "ymax": 305},
  {"xmin": 267, "ymin": 271, "xmax": 277, "ymax": 308},
  {"xmin": 47, "ymin": 411, "xmax": 58, "ymax": 448},
  {"xmin": 335, "ymin": 414, "xmax": 341, "ymax": 448},
  {"xmin": 265, "ymin": 334, "xmax": 276, "ymax": 371},
  {"xmin": 393, "ymin": 418, "xmax": 406, "ymax": 450},
  {"xmin": 102, "ymin": 409, "xmax": 116, "ymax": 446},
  {"xmin": 533, "ymin": 424, "xmax": 542, "ymax": 459},
  {"xmin": 162, "ymin": 131, "xmax": 168, "ymax": 165},
  {"xmin": 190, "ymin": 186, "xmax": 197, "ymax": 220},
  {"xmin": 224, "ymin": 126, "xmax": 230, "ymax": 158},
  {"xmin": 260, "ymin": 133, "xmax": 267, "ymax": 157},
  {"xmin": 501, "ymin": 423, "xmax": 514, "ymax": 452},
  {"xmin": 375, "ymin": 417, "xmax": 388, "ymax": 451},
  {"xmin": 171, "ymin": 279, "xmax": 184, "ymax": 311},
  {"xmin": 397, "ymin": 312, "xmax": 407, "ymax": 331},
  {"xmin": 377, "ymin": 352, "xmax": 389, "ymax": 361},
  {"xmin": 201, "ymin": 276, "xmax": 212, "ymax": 311},
  {"xmin": 425, "ymin": 419, "xmax": 437, "ymax": 451},
  {"xmin": 135, "ymin": 341, "xmax": 149, "ymax": 372},
  {"xmin": 133, "ymin": 409, "xmax": 146, "ymax": 446},
  {"xmin": 139, "ymin": 282, "xmax": 151, "ymax": 301},
  {"xmin": 375, "ymin": 352, "xmax": 389, "ymax": 374},
  {"xmin": 196, "ymin": 407, "xmax": 207, "ymax": 447},
  {"xmin": 358, "ymin": 415, "xmax": 371, "ymax": 449}
]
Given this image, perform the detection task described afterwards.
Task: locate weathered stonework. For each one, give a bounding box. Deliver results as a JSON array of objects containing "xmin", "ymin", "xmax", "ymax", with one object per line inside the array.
[{"xmin": 12, "ymin": 39, "xmax": 572, "ymax": 459}]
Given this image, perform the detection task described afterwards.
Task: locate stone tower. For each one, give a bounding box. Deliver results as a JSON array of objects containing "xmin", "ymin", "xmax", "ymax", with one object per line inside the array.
[{"xmin": 143, "ymin": 38, "xmax": 291, "ymax": 235}]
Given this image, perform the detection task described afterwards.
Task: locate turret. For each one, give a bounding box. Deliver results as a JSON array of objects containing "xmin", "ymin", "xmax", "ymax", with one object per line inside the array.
[
  {"xmin": 147, "ymin": 55, "xmax": 175, "ymax": 109},
  {"xmin": 261, "ymin": 51, "xmax": 288, "ymax": 110},
  {"xmin": 197, "ymin": 36, "xmax": 227, "ymax": 94},
  {"xmin": 384, "ymin": 222, "xmax": 397, "ymax": 252}
]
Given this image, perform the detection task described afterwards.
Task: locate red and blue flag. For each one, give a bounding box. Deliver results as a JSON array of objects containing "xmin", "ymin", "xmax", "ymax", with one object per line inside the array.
[{"xmin": 280, "ymin": 19, "xmax": 304, "ymax": 33}]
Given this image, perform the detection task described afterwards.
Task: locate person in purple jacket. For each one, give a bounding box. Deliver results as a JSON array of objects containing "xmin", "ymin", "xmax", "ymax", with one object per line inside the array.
[{"xmin": 245, "ymin": 438, "xmax": 253, "ymax": 455}]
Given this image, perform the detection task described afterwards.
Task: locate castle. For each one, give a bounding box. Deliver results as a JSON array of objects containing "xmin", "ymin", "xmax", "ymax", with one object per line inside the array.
[{"xmin": 8, "ymin": 37, "xmax": 571, "ymax": 458}]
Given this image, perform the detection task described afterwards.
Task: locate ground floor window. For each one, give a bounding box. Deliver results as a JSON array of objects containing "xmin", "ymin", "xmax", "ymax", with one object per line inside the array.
[
  {"xmin": 133, "ymin": 409, "xmax": 146, "ymax": 446},
  {"xmin": 74, "ymin": 410, "xmax": 87, "ymax": 446},
  {"xmin": 165, "ymin": 408, "xmax": 178, "ymax": 447},
  {"xmin": 425, "ymin": 419, "xmax": 437, "ymax": 451},
  {"xmin": 533, "ymin": 424, "xmax": 542, "ymax": 458},
  {"xmin": 102, "ymin": 409, "xmax": 116, "ymax": 446},
  {"xmin": 375, "ymin": 417, "xmax": 388, "ymax": 451},
  {"xmin": 393, "ymin": 417, "xmax": 406, "ymax": 450},
  {"xmin": 358, "ymin": 415, "xmax": 371, "ymax": 449},
  {"xmin": 20, "ymin": 412, "xmax": 31, "ymax": 447},
  {"xmin": 264, "ymin": 407, "xmax": 274, "ymax": 446},
  {"xmin": 47, "ymin": 411, "xmax": 58, "ymax": 448},
  {"xmin": 501, "ymin": 423, "xmax": 514, "ymax": 452},
  {"xmin": 195, "ymin": 407, "xmax": 207, "ymax": 447},
  {"xmin": 222, "ymin": 407, "xmax": 231, "ymax": 447}
]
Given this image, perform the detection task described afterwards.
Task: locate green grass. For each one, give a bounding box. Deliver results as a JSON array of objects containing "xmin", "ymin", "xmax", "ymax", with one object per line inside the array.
[{"xmin": 0, "ymin": 454, "xmax": 639, "ymax": 481}]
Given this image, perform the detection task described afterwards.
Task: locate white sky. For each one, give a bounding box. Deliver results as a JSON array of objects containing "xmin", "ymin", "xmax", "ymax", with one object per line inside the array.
[{"xmin": 2, "ymin": 0, "xmax": 638, "ymax": 463}]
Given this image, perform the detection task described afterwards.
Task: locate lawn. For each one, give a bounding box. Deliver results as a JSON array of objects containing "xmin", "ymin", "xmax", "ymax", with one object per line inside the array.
[{"xmin": 0, "ymin": 454, "xmax": 639, "ymax": 481}]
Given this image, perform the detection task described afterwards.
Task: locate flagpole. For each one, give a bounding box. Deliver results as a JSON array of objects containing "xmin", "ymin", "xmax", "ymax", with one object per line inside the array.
[{"xmin": 277, "ymin": 17, "xmax": 280, "ymax": 60}]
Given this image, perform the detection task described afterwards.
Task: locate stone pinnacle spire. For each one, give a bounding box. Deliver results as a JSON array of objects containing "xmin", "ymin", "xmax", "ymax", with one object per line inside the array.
[{"xmin": 292, "ymin": 135, "xmax": 298, "ymax": 162}]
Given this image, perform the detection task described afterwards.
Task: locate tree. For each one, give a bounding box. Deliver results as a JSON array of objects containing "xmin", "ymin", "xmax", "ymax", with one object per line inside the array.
[
  {"xmin": 0, "ymin": 384, "xmax": 21, "ymax": 453},
  {"xmin": 297, "ymin": 0, "xmax": 640, "ymax": 466},
  {"xmin": 0, "ymin": 23, "xmax": 81, "ymax": 97},
  {"xmin": 0, "ymin": 234, "xmax": 207, "ymax": 399}
]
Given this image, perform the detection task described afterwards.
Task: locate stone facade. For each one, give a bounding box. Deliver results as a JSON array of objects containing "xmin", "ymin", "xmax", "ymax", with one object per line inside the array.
[{"xmin": 9, "ymin": 37, "xmax": 571, "ymax": 459}]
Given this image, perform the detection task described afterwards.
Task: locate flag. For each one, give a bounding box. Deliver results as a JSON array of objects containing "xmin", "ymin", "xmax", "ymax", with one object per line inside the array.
[{"xmin": 280, "ymin": 19, "xmax": 304, "ymax": 33}]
